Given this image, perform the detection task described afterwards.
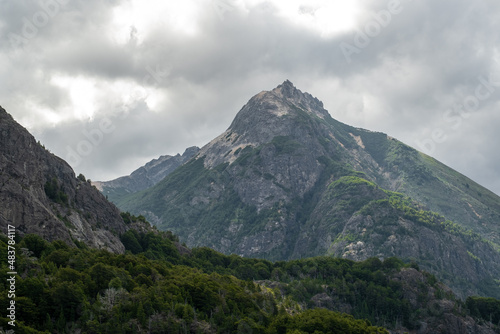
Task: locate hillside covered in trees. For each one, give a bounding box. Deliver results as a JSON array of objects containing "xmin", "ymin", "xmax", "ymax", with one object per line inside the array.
[{"xmin": 1, "ymin": 222, "xmax": 499, "ymax": 333}]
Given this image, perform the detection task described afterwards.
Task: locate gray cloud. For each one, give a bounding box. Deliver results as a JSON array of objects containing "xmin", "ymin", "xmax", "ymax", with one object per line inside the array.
[{"xmin": 1, "ymin": 0, "xmax": 500, "ymax": 195}]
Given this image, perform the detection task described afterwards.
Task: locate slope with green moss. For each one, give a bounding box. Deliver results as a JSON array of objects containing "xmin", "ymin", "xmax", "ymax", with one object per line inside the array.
[{"xmin": 366, "ymin": 135, "xmax": 500, "ymax": 249}]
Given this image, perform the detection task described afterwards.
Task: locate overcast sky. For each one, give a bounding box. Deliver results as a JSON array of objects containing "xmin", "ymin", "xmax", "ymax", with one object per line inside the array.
[{"xmin": 1, "ymin": 0, "xmax": 500, "ymax": 196}]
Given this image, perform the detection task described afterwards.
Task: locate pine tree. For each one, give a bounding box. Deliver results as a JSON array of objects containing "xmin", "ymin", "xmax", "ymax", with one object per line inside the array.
[
  {"xmin": 137, "ymin": 302, "xmax": 146, "ymax": 327},
  {"xmin": 45, "ymin": 313, "xmax": 54, "ymax": 332},
  {"xmin": 56, "ymin": 307, "xmax": 66, "ymax": 333}
]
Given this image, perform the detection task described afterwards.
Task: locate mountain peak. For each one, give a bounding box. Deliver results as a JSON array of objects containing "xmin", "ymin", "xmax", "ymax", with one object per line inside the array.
[
  {"xmin": 269, "ymin": 80, "xmax": 327, "ymax": 119},
  {"xmin": 272, "ymin": 79, "xmax": 297, "ymax": 96},
  {"xmin": 270, "ymin": 80, "xmax": 302, "ymax": 100},
  {"xmin": 198, "ymin": 81, "xmax": 332, "ymax": 167}
]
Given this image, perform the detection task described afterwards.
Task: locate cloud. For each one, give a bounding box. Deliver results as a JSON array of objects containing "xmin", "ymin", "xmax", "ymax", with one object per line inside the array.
[{"xmin": 1, "ymin": 0, "xmax": 500, "ymax": 195}]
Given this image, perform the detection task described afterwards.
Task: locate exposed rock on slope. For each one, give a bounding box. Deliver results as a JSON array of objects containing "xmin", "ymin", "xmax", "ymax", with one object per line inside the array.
[{"xmin": 0, "ymin": 106, "xmax": 148, "ymax": 253}]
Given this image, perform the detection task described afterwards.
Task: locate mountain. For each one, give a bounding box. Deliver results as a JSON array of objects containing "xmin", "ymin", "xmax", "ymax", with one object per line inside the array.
[
  {"xmin": 0, "ymin": 106, "xmax": 150, "ymax": 253},
  {"xmin": 1, "ymin": 101, "xmax": 499, "ymax": 334},
  {"xmin": 93, "ymin": 146, "xmax": 199, "ymax": 204},
  {"xmin": 117, "ymin": 81, "xmax": 500, "ymax": 298}
]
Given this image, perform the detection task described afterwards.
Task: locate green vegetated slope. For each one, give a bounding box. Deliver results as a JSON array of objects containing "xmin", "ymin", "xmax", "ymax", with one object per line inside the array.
[
  {"xmin": 300, "ymin": 175, "xmax": 500, "ymax": 299},
  {"xmin": 1, "ymin": 232, "xmax": 498, "ymax": 333},
  {"xmin": 97, "ymin": 147, "xmax": 200, "ymax": 205},
  {"xmin": 291, "ymin": 106, "xmax": 500, "ymax": 251},
  {"xmin": 356, "ymin": 129, "xmax": 500, "ymax": 249},
  {"xmin": 329, "ymin": 119, "xmax": 500, "ymax": 249},
  {"xmin": 100, "ymin": 186, "xmax": 133, "ymax": 206}
]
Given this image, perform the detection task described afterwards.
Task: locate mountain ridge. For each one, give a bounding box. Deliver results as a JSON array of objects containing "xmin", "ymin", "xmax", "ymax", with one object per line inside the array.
[{"xmin": 94, "ymin": 146, "xmax": 199, "ymax": 204}]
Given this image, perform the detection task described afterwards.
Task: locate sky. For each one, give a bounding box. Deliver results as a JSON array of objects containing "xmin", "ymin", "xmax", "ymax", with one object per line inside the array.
[{"xmin": 1, "ymin": 0, "xmax": 500, "ymax": 196}]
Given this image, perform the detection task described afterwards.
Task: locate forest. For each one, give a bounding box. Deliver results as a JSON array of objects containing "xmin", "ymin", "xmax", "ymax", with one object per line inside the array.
[{"xmin": 0, "ymin": 222, "xmax": 499, "ymax": 333}]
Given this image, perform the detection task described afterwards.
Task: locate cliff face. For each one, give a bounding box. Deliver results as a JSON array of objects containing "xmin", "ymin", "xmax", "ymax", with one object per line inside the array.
[
  {"xmin": 116, "ymin": 81, "xmax": 500, "ymax": 298},
  {"xmin": 0, "ymin": 106, "xmax": 145, "ymax": 253}
]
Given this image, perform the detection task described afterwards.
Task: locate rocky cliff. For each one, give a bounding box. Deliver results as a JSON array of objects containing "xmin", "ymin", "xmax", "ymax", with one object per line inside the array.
[
  {"xmin": 117, "ymin": 81, "xmax": 500, "ymax": 298},
  {"xmin": 0, "ymin": 106, "xmax": 148, "ymax": 253}
]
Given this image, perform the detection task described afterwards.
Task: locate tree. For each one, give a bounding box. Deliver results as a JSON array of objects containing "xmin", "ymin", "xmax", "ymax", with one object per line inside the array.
[
  {"xmin": 50, "ymin": 281, "xmax": 85, "ymax": 321},
  {"xmin": 44, "ymin": 177, "xmax": 68, "ymax": 205},
  {"xmin": 21, "ymin": 234, "xmax": 50, "ymax": 258},
  {"xmin": 89, "ymin": 263, "xmax": 116, "ymax": 293},
  {"xmin": 136, "ymin": 302, "xmax": 146, "ymax": 327},
  {"xmin": 120, "ymin": 230, "xmax": 143, "ymax": 254}
]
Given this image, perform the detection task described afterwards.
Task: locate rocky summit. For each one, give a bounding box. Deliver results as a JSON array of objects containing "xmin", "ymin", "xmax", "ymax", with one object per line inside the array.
[
  {"xmin": 0, "ymin": 106, "xmax": 150, "ymax": 253},
  {"xmin": 116, "ymin": 81, "xmax": 500, "ymax": 298}
]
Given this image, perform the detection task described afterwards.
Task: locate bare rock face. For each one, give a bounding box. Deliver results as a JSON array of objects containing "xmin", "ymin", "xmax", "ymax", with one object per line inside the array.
[
  {"xmin": 0, "ymin": 106, "xmax": 143, "ymax": 253},
  {"xmin": 196, "ymin": 80, "xmax": 334, "ymax": 210}
]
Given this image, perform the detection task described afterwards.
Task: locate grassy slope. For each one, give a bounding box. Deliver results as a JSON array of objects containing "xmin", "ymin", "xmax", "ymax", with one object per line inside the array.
[
  {"xmin": 335, "ymin": 111, "xmax": 500, "ymax": 249},
  {"xmin": 417, "ymin": 153, "xmax": 500, "ymax": 246}
]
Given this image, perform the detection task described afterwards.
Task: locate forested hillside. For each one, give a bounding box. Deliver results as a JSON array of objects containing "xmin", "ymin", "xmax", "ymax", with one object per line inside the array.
[{"xmin": 1, "ymin": 223, "xmax": 498, "ymax": 333}]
